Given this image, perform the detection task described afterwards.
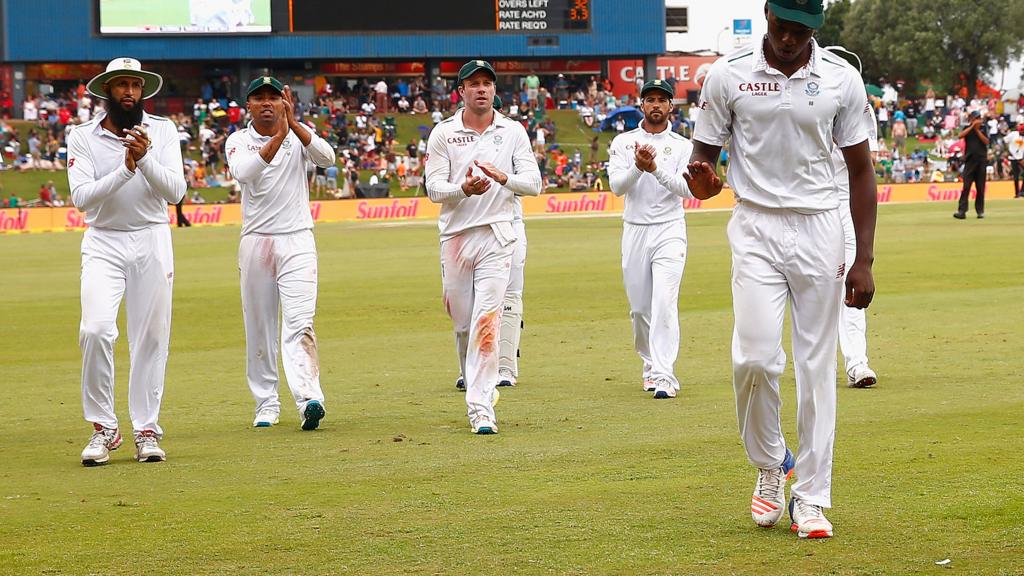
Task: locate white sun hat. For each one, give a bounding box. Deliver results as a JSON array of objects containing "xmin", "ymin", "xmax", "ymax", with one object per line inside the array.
[{"xmin": 87, "ymin": 57, "xmax": 163, "ymax": 100}]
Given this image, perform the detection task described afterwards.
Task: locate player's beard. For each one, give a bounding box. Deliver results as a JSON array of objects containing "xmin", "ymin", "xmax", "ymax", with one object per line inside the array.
[
  {"xmin": 643, "ymin": 110, "xmax": 668, "ymax": 131},
  {"xmin": 104, "ymin": 91, "xmax": 144, "ymax": 133}
]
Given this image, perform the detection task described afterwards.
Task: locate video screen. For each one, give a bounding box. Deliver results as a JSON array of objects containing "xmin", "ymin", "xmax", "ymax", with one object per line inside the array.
[{"xmin": 98, "ymin": 0, "xmax": 272, "ymax": 34}]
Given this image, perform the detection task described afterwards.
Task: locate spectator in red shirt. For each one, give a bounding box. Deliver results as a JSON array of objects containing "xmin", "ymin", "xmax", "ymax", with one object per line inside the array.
[
  {"xmin": 227, "ymin": 101, "xmax": 242, "ymax": 125},
  {"xmin": 58, "ymin": 107, "xmax": 72, "ymax": 125},
  {"xmin": 39, "ymin": 182, "xmax": 53, "ymax": 206}
]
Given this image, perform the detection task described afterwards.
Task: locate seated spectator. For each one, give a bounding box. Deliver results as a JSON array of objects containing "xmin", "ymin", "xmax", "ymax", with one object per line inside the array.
[
  {"xmin": 226, "ymin": 189, "xmax": 240, "ymax": 203},
  {"xmin": 38, "ymin": 182, "xmax": 54, "ymax": 206},
  {"xmin": 569, "ymin": 169, "xmax": 588, "ymax": 191},
  {"xmin": 190, "ymin": 190, "xmax": 206, "ymax": 204}
]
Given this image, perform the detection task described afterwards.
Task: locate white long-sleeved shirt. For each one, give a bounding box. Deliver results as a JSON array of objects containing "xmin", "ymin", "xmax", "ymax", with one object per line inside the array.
[
  {"xmin": 225, "ymin": 122, "xmax": 336, "ymax": 236},
  {"xmin": 68, "ymin": 111, "xmax": 186, "ymax": 231},
  {"xmin": 608, "ymin": 123, "xmax": 694, "ymax": 225},
  {"xmin": 425, "ymin": 108, "xmax": 541, "ymax": 241}
]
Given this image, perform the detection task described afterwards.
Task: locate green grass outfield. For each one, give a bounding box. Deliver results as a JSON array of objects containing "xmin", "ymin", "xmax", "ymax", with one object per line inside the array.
[
  {"xmin": 99, "ymin": 0, "xmax": 271, "ymax": 27},
  {"xmin": 0, "ymin": 201, "xmax": 1021, "ymax": 574}
]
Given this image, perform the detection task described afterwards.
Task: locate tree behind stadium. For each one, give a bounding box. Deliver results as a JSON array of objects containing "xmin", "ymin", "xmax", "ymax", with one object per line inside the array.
[{"xmin": 839, "ymin": 0, "xmax": 1024, "ymax": 97}]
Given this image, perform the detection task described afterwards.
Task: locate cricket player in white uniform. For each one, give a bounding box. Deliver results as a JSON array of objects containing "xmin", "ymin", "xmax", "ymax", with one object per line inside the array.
[
  {"xmin": 426, "ymin": 60, "xmax": 541, "ymax": 434},
  {"xmin": 826, "ymin": 46, "xmax": 879, "ymax": 389},
  {"xmin": 458, "ymin": 95, "xmax": 531, "ymax": 391},
  {"xmin": 687, "ymin": 0, "xmax": 877, "ymax": 538},
  {"xmin": 69, "ymin": 58, "xmax": 186, "ymax": 466},
  {"xmin": 225, "ymin": 76, "xmax": 336, "ymax": 430},
  {"xmin": 497, "ymin": 93, "xmax": 528, "ymax": 389},
  {"xmin": 608, "ymin": 79, "xmax": 695, "ymax": 400},
  {"xmin": 498, "ymin": 195, "xmax": 527, "ymax": 388}
]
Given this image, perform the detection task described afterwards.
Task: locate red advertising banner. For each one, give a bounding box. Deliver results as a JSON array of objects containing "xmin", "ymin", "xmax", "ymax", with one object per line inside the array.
[
  {"xmin": 320, "ymin": 62, "xmax": 426, "ymax": 77},
  {"xmin": 607, "ymin": 56, "xmax": 719, "ymax": 99},
  {"xmin": 439, "ymin": 60, "xmax": 602, "ymax": 76}
]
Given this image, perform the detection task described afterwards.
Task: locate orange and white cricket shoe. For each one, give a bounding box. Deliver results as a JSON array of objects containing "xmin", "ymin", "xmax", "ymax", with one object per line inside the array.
[
  {"xmin": 789, "ymin": 497, "xmax": 834, "ymax": 539},
  {"xmin": 751, "ymin": 448, "xmax": 795, "ymax": 527}
]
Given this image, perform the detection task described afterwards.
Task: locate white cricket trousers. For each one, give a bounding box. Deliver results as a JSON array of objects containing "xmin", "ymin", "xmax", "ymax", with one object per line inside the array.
[
  {"xmin": 239, "ymin": 230, "xmax": 324, "ymax": 417},
  {"xmin": 441, "ymin": 226, "xmax": 513, "ymax": 425},
  {"xmin": 838, "ymin": 205, "xmax": 868, "ymax": 376},
  {"xmin": 80, "ymin": 225, "xmax": 173, "ymax": 435},
  {"xmin": 499, "ymin": 219, "xmax": 527, "ymax": 377},
  {"xmin": 727, "ymin": 203, "xmax": 843, "ymax": 508},
  {"xmin": 621, "ymin": 220, "xmax": 687, "ymax": 390}
]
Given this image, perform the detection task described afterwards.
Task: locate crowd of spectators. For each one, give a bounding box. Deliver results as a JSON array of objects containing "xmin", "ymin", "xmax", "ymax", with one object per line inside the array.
[{"xmin": 2, "ymin": 73, "xmax": 1022, "ymax": 211}]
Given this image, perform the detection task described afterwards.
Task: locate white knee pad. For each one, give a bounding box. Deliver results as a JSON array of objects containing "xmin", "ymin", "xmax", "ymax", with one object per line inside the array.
[{"xmin": 499, "ymin": 292, "xmax": 523, "ymax": 376}]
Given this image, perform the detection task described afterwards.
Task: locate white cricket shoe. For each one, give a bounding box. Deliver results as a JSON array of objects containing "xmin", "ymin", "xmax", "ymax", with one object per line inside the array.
[
  {"xmin": 789, "ymin": 497, "xmax": 834, "ymax": 538},
  {"xmin": 471, "ymin": 416, "xmax": 498, "ymax": 435},
  {"xmin": 751, "ymin": 448, "xmax": 795, "ymax": 527},
  {"xmin": 81, "ymin": 424, "xmax": 122, "ymax": 467},
  {"xmin": 134, "ymin": 430, "xmax": 166, "ymax": 463},
  {"xmin": 847, "ymin": 365, "xmax": 878, "ymax": 388},
  {"xmin": 642, "ymin": 378, "xmax": 656, "ymax": 392},
  {"xmin": 252, "ymin": 409, "xmax": 280, "ymax": 428},
  {"xmin": 497, "ymin": 367, "xmax": 517, "ymax": 387},
  {"xmin": 652, "ymin": 379, "xmax": 677, "ymax": 399}
]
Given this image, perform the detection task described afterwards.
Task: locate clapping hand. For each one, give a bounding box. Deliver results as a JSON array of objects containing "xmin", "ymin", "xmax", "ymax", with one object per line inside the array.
[
  {"xmin": 120, "ymin": 124, "xmax": 150, "ymax": 164},
  {"xmin": 634, "ymin": 142, "xmax": 657, "ymax": 172},
  {"xmin": 474, "ymin": 160, "xmax": 508, "ymax": 185},
  {"xmin": 461, "ymin": 167, "xmax": 492, "ymax": 196}
]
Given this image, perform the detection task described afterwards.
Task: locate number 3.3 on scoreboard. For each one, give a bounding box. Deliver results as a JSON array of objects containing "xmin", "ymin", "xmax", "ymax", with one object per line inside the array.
[{"xmin": 495, "ymin": 0, "xmax": 591, "ymax": 32}]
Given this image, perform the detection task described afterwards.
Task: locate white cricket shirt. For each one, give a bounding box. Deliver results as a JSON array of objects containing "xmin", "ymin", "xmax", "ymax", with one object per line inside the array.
[
  {"xmin": 608, "ymin": 122, "xmax": 694, "ymax": 225},
  {"xmin": 694, "ymin": 38, "xmax": 870, "ymax": 212},
  {"xmin": 425, "ymin": 108, "xmax": 541, "ymax": 241},
  {"xmin": 226, "ymin": 122, "xmax": 336, "ymax": 236},
  {"xmin": 1007, "ymin": 130, "xmax": 1024, "ymax": 161},
  {"xmin": 67, "ymin": 111, "xmax": 186, "ymax": 231}
]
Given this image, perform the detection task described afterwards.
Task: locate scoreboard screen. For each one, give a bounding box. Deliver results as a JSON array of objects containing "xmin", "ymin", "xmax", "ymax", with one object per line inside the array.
[{"xmin": 288, "ymin": 0, "xmax": 590, "ymax": 33}]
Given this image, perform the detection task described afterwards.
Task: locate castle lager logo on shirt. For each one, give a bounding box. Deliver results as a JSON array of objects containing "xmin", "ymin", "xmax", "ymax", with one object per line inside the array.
[
  {"xmin": 738, "ymin": 82, "xmax": 781, "ymax": 96},
  {"xmin": 447, "ymin": 136, "xmax": 477, "ymax": 145},
  {"xmin": 805, "ymin": 81, "xmax": 820, "ymax": 97}
]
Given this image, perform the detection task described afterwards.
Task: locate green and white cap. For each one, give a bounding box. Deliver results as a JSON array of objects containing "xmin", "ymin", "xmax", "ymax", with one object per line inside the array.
[
  {"xmin": 458, "ymin": 60, "xmax": 497, "ymax": 83},
  {"xmin": 767, "ymin": 0, "xmax": 825, "ymax": 29},
  {"xmin": 640, "ymin": 79, "xmax": 674, "ymax": 99},
  {"xmin": 246, "ymin": 76, "xmax": 285, "ymax": 98}
]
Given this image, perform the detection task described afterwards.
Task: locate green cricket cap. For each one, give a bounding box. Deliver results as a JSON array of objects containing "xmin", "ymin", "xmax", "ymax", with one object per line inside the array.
[
  {"xmin": 640, "ymin": 79, "xmax": 674, "ymax": 99},
  {"xmin": 246, "ymin": 76, "xmax": 284, "ymax": 98},
  {"xmin": 458, "ymin": 60, "xmax": 497, "ymax": 84},
  {"xmin": 767, "ymin": 0, "xmax": 824, "ymax": 29}
]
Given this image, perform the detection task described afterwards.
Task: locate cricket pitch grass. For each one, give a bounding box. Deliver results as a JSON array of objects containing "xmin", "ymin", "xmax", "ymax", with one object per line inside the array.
[{"xmin": 1, "ymin": 201, "xmax": 1021, "ymax": 574}]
